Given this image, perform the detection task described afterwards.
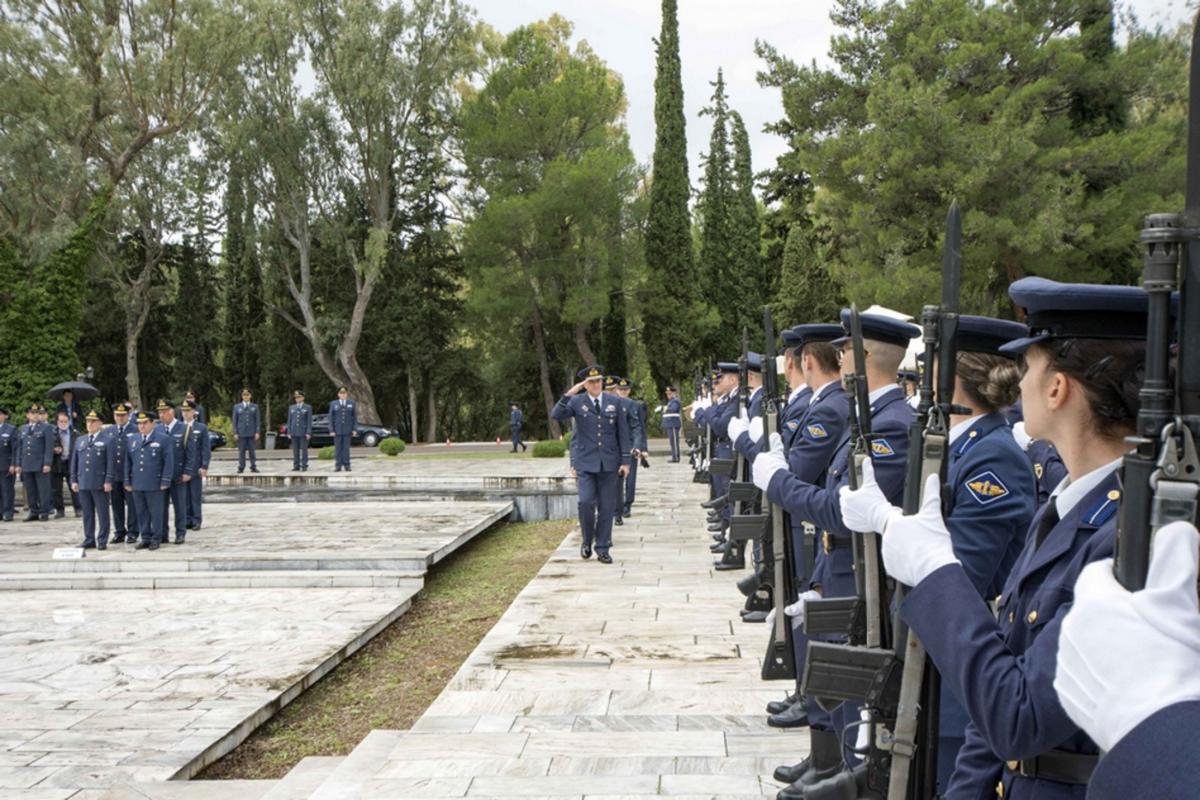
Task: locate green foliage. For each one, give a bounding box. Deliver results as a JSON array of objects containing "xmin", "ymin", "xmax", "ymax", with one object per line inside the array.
[
  {"xmin": 532, "ymin": 439, "xmax": 567, "ymax": 458},
  {"xmin": 697, "ymin": 70, "xmax": 735, "ymax": 349},
  {"xmin": 208, "ymin": 413, "xmax": 234, "ymax": 441},
  {"xmin": 728, "ymin": 112, "xmax": 763, "ymax": 334},
  {"xmin": 379, "ymin": 437, "xmax": 405, "ymax": 456},
  {"xmin": 317, "ymin": 446, "xmax": 336, "ymax": 460},
  {"xmin": 758, "ymin": 0, "xmax": 1188, "ymax": 316},
  {"xmin": 563, "ymin": 432, "xmax": 572, "ymax": 449},
  {"xmin": 771, "ymin": 225, "xmax": 844, "ymax": 327}
]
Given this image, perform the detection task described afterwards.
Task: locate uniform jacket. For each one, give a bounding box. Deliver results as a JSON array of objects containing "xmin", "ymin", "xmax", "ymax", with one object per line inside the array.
[
  {"xmin": 662, "ymin": 397, "xmax": 683, "ymax": 429},
  {"xmin": 232, "ymin": 402, "xmax": 260, "ymax": 438},
  {"xmin": 329, "ymin": 399, "xmax": 357, "ymax": 436},
  {"xmin": 904, "ymin": 473, "xmax": 1122, "ymax": 800},
  {"xmin": 1088, "ymin": 701, "xmax": 1200, "ymax": 800},
  {"xmin": 733, "ymin": 387, "xmax": 770, "ymax": 462},
  {"xmin": 160, "ymin": 420, "xmax": 189, "ymax": 481},
  {"xmin": 18, "ymin": 421, "xmax": 54, "ymax": 472},
  {"xmin": 288, "ymin": 403, "xmax": 313, "ymax": 438},
  {"xmin": 510, "ymin": 409, "xmax": 523, "ymax": 430},
  {"xmin": 70, "ymin": 432, "xmax": 115, "ymax": 490},
  {"xmin": 125, "ymin": 427, "xmax": 174, "ymax": 490},
  {"xmin": 709, "ymin": 392, "xmax": 742, "ymax": 459},
  {"xmin": 183, "ymin": 419, "xmax": 211, "ymax": 473},
  {"xmin": 624, "ymin": 398, "xmax": 648, "ymax": 451},
  {"xmin": 551, "ymin": 391, "xmax": 631, "ymax": 473},
  {"xmin": 0, "ymin": 422, "xmax": 16, "ymax": 471},
  {"xmin": 106, "ymin": 421, "xmax": 136, "ymax": 477},
  {"xmin": 779, "ymin": 386, "xmax": 814, "ymax": 450},
  {"xmin": 1029, "ymin": 439, "xmax": 1068, "ymax": 508}
]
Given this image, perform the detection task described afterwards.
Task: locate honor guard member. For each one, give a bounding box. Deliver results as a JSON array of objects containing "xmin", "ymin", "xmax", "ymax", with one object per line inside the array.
[
  {"xmin": 233, "ymin": 389, "xmax": 260, "ymax": 473},
  {"xmin": 288, "ymin": 391, "xmax": 313, "ymax": 471},
  {"xmin": 108, "ymin": 403, "xmax": 138, "ymax": 543},
  {"xmin": 183, "ymin": 389, "xmax": 207, "ymax": 424},
  {"xmin": 181, "ymin": 400, "xmax": 210, "ymax": 530},
  {"xmin": 841, "ymin": 315, "xmax": 1038, "ymax": 791},
  {"xmin": 329, "ymin": 387, "xmax": 356, "ymax": 471},
  {"xmin": 1054, "ymin": 520, "xmax": 1200, "ymax": 800},
  {"xmin": 726, "ymin": 353, "xmax": 767, "ymax": 464},
  {"xmin": 17, "ymin": 405, "xmax": 52, "ymax": 521},
  {"xmin": 751, "ymin": 311, "xmax": 919, "ymax": 794},
  {"xmin": 710, "ymin": 354, "xmax": 763, "ymax": 570},
  {"xmin": 661, "ymin": 387, "xmax": 682, "ymax": 462},
  {"xmin": 126, "ymin": 410, "xmax": 173, "ymax": 550},
  {"xmin": 509, "ymin": 403, "xmax": 527, "ymax": 452},
  {"xmin": 70, "ymin": 410, "xmax": 115, "ymax": 549},
  {"xmin": 865, "ymin": 279, "xmax": 1148, "ymax": 800},
  {"xmin": 156, "ymin": 400, "xmax": 189, "ymax": 544},
  {"xmin": 49, "ymin": 410, "xmax": 80, "ymax": 517},
  {"xmin": 705, "ymin": 363, "xmax": 742, "ymax": 558},
  {"xmin": 0, "ymin": 408, "xmax": 15, "ymax": 521},
  {"xmin": 551, "ymin": 365, "xmax": 632, "ymax": 565},
  {"xmin": 776, "ymin": 327, "xmax": 818, "ymax": 448}
]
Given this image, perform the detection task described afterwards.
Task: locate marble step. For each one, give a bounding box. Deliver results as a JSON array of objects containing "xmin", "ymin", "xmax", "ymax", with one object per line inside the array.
[
  {"xmin": 0, "ymin": 570, "xmax": 425, "ymax": 590},
  {"xmin": 259, "ymin": 756, "xmax": 345, "ymax": 800},
  {"xmin": 95, "ymin": 779, "xmax": 276, "ymax": 799},
  {"xmin": 0, "ymin": 555, "xmax": 430, "ymax": 574}
]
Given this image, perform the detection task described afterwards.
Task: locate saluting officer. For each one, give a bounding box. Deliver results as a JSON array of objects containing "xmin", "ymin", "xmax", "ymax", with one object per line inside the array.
[
  {"xmin": 126, "ymin": 411, "xmax": 172, "ymax": 550},
  {"xmin": 0, "ymin": 408, "xmax": 15, "ymax": 521},
  {"xmin": 70, "ymin": 410, "xmax": 115, "ymax": 550},
  {"xmin": 509, "ymin": 403, "xmax": 526, "ymax": 453},
  {"xmin": 156, "ymin": 400, "xmax": 189, "ymax": 544},
  {"xmin": 288, "ymin": 391, "xmax": 313, "ymax": 471},
  {"xmin": 661, "ymin": 387, "xmax": 682, "ymax": 462},
  {"xmin": 17, "ymin": 404, "xmax": 52, "ymax": 521},
  {"xmin": 181, "ymin": 400, "xmax": 210, "ymax": 531},
  {"xmin": 329, "ymin": 387, "xmax": 356, "ymax": 471},
  {"xmin": 233, "ymin": 389, "xmax": 260, "ymax": 473},
  {"xmin": 551, "ymin": 365, "xmax": 631, "ymax": 565},
  {"xmin": 108, "ymin": 403, "xmax": 138, "ymax": 543}
]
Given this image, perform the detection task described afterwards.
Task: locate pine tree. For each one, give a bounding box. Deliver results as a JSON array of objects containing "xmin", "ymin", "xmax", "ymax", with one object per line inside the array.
[
  {"xmin": 771, "ymin": 224, "xmax": 843, "ymax": 328},
  {"xmin": 728, "ymin": 111, "xmax": 762, "ymax": 337},
  {"xmin": 640, "ymin": 0, "xmax": 709, "ymax": 390},
  {"xmin": 697, "ymin": 69, "xmax": 734, "ymax": 351}
]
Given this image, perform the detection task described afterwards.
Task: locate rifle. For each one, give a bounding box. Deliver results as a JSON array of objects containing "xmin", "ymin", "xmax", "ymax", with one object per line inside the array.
[
  {"xmin": 760, "ymin": 307, "xmax": 797, "ymax": 679},
  {"xmin": 1114, "ymin": 16, "xmax": 1200, "ymax": 592}
]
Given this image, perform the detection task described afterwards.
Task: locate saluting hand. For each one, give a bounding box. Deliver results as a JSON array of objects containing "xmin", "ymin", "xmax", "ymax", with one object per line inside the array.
[{"xmin": 566, "ymin": 380, "xmax": 588, "ymax": 396}]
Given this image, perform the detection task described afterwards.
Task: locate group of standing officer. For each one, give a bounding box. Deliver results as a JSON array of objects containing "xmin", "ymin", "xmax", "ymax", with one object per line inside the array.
[{"xmin": 282, "ymin": 386, "xmax": 358, "ymax": 472}]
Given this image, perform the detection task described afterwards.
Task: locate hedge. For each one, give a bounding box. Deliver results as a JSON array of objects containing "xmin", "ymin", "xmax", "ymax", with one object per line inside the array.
[
  {"xmin": 317, "ymin": 446, "xmax": 336, "ymax": 460},
  {"xmin": 532, "ymin": 439, "xmax": 567, "ymax": 458},
  {"xmin": 379, "ymin": 438, "xmax": 405, "ymax": 456}
]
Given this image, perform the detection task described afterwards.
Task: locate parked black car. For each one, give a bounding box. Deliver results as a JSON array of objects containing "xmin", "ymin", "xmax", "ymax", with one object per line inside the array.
[
  {"xmin": 276, "ymin": 413, "xmax": 398, "ymax": 448},
  {"xmin": 209, "ymin": 430, "xmax": 227, "ymax": 450}
]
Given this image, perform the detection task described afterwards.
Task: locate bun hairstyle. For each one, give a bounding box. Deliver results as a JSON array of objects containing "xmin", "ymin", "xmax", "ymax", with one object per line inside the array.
[
  {"xmin": 1035, "ymin": 338, "xmax": 1146, "ymax": 439},
  {"xmin": 957, "ymin": 352, "xmax": 1022, "ymax": 412}
]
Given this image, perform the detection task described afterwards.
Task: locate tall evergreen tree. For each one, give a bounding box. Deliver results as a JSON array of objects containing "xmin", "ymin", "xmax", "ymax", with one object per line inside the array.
[
  {"xmin": 640, "ymin": 0, "xmax": 710, "ymax": 390},
  {"xmin": 172, "ymin": 236, "xmax": 219, "ymax": 403},
  {"xmin": 771, "ymin": 224, "xmax": 843, "ymax": 328},
  {"xmin": 728, "ymin": 111, "xmax": 762, "ymax": 336},
  {"xmin": 697, "ymin": 69, "xmax": 735, "ymax": 351}
]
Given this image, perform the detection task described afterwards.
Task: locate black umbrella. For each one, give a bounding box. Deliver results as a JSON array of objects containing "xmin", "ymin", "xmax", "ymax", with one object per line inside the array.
[{"xmin": 46, "ymin": 381, "xmax": 100, "ymax": 402}]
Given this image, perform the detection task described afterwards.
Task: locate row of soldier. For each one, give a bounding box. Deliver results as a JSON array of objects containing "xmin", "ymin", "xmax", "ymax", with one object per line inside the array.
[{"xmin": 682, "ymin": 279, "xmax": 1192, "ymax": 800}]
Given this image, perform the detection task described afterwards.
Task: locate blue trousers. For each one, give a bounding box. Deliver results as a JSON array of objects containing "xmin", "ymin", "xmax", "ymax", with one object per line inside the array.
[
  {"xmin": 111, "ymin": 481, "xmax": 136, "ymax": 535},
  {"xmin": 666, "ymin": 426, "xmax": 680, "ymax": 461},
  {"xmin": 510, "ymin": 427, "xmax": 523, "ymax": 450},
  {"xmin": 162, "ymin": 481, "xmax": 187, "ymax": 539},
  {"xmin": 79, "ymin": 489, "xmax": 110, "ymax": 547},
  {"xmin": 577, "ymin": 470, "xmax": 618, "ymax": 553},
  {"xmin": 334, "ymin": 434, "xmax": 352, "ymax": 468},
  {"xmin": 134, "ymin": 488, "xmax": 166, "ymax": 544},
  {"xmin": 0, "ymin": 470, "xmax": 14, "ymax": 518},
  {"xmin": 187, "ymin": 475, "xmax": 204, "ymax": 527},
  {"xmin": 22, "ymin": 471, "xmax": 50, "ymax": 516},
  {"xmin": 237, "ymin": 436, "xmax": 257, "ymax": 469},
  {"xmin": 292, "ymin": 438, "xmax": 309, "ymax": 469},
  {"xmin": 622, "ymin": 459, "xmax": 638, "ymax": 514}
]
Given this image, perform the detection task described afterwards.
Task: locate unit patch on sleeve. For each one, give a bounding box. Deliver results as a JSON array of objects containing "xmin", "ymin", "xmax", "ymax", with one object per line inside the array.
[
  {"xmin": 805, "ymin": 423, "xmax": 829, "ymax": 439},
  {"xmin": 965, "ymin": 470, "xmax": 1010, "ymax": 505},
  {"xmin": 870, "ymin": 439, "xmax": 896, "ymax": 458}
]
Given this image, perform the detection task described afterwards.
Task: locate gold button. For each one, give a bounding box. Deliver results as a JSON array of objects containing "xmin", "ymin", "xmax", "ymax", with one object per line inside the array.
[
  {"xmin": 1027, "ymin": 610, "xmax": 1038, "ymax": 624},
  {"xmin": 1008, "ymin": 611, "xmax": 1015, "ymax": 623},
  {"xmin": 996, "ymin": 780, "xmax": 1004, "ymax": 798},
  {"xmin": 1006, "ymin": 760, "xmax": 1018, "ymax": 771},
  {"xmin": 1107, "ymin": 489, "xmax": 1120, "ymax": 501},
  {"xmin": 969, "ymin": 430, "xmax": 977, "ymax": 438},
  {"xmin": 994, "ymin": 594, "xmax": 1003, "ymax": 605}
]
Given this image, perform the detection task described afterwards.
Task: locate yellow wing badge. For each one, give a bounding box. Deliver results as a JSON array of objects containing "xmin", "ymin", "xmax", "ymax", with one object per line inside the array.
[
  {"xmin": 806, "ymin": 423, "xmax": 829, "ymax": 439},
  {"xmin": 965, "ymin": 470, "xmax": 1010, "ymax": 505},
  {"xmin": 870, "ymin": 439, "xmax": 895, "ymax": 458}
]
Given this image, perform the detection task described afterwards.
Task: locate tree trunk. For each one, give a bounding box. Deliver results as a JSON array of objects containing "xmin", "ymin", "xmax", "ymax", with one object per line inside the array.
[
  {"xmin": 574, "ymin": 321, "xmax": 598, "ymax": 367},
  {"xmin": 531, "ymin": 304, "xmax": 562, "ymax": 439},
  {"xmin": 424, "ymin": 374, "xmax": 437, "ymax": 443},
  {"xmin": 123, "ymin": 297, "xmax": 151, "ymax": 409},
  {"xmin": 407, "ymin": 365, "xmax": 420, "ymax": 444}
]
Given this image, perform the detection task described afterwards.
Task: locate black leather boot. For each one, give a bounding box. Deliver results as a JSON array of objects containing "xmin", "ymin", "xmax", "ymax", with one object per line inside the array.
[
  {"xmin": 766, "ymin": 691, "xmax": 798, "ymax": 715},
  {"xmin": 768, "ymin": 696, "xmax": 810, "ymax": 728},
  {"xmin": 773, "ymin": 727, "xmax": 842, "ymax": 789},
  {"xmin": 787, "ymin": 763, "xmax": 880, "ymax": 800},
  {"xmin": 713, "ymin": 540, "xmax": 745, "ymax": 570}
]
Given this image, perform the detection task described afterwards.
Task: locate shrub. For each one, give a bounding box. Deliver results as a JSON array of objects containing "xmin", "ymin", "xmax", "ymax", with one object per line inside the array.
[
  {"xmin": 379, "ymin": 437, "xmax": 405, "ymax": 456},
  {"xmin": 563, "ymin": 432, "xmax": 572, "ymax": 448},
  {"xmin": 532, "ymin": 440, "xmax": 567, "ymax": 458},
  {"xmin": 207, "ymin": 413, "xmax": 234, "ymax": 441},
  {"xmin": 317, "ymin": 446, "xmax": 336, "ymax": 460}
]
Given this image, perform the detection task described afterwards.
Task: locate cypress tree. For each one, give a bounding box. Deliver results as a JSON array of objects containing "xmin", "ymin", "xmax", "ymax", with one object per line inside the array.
[
  {"xmin": 697, "ymin": 69, "xmax": 734, "ymax": 351},
  {"xmin": 728, "ymin": 111, "xmax": 762, "ymax": 337},
  {"xmin": 641, "ymin": 0, "xmax": 706, "ymax": 390}
]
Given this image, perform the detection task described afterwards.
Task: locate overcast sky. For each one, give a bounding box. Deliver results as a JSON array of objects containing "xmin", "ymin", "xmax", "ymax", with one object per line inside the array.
[{"xmin": 467, "ymin": 0, "xmax": 1195, "ymax": 186}]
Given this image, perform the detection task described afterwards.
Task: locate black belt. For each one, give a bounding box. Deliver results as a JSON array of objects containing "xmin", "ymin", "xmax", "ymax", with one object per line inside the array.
[
  {"xmin": 821, "ymin": 532, "xmax": 853, "ymax": 553},
  {"xmin": 1006, "ymin": 750, "xmax": 1097, "ymax": 785}
]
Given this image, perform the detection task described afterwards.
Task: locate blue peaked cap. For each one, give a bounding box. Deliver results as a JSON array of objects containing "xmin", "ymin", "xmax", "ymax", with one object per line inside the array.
[
  {"xmin": 999, "ymin": 277, "xmax": 1148, "ymax": 354},
  {"xmin": 833, "ymin": 310, "xmax": 921, "ymax": 349},
  {"xmin": 782, "ymin": 324, "xmax": 844, "ymax": 349},
  {"xmin": 717, "ymin": 352, "xmax": 764, "ymax": 374}
]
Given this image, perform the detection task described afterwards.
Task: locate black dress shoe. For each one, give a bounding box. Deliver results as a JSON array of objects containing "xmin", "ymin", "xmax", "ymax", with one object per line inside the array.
[
  {"xmin": 55, "ymin": 510, "xmax": 65, "ymax": 519},
  {"xmin": 707, "ymin": 521, "xmax": 726, "ymax": 532},
  {"xmin": 112, "ymin": 534, "xmax": 126, "ymax": 544},
  {"xmin": 135, "ymin": 542, "xmax": 150, "ymax": 550},
  {"xmin": 174, "ymin": 536, "xmax": 185, "ymax": 545},
  {"xmin": 782, "ymin": 764, "xmax": 874, "ymax": 800},
  {"xmin": 580, "ymin": 544, "xmax": 592, "ymax": 560},
  {"xmin": 97, "ymin": 544, "xmax": 107, "ymax": 551},
  {"xmin": 773, "ymin": 727, "xmax": 842, "ymax": 788},
  {"xmin": 709, "ymin": 540, "xmax": 727, "ymax": 553},
  {"xmin": 250, "ymin": 467, "xmax": 260, "ymax": 473},
  {"xmin": 148, "ymin": 543, "xmax": 160, "ymax": 550},
  {"xmin": 622, "ymin": 508, "xmax": 632, "ymax": 518},
  {"xmin": 766, "ymin": 692, "xmax": 799, "ymax": 716},
  {"xmin": 741, "ymin": 610, "xmax": 768, "ymax": 623},
  {"xmin": 79, "ymin": 542, "xmax": 95, "ymax": 549},
  {"xmin": 22, "ymin": 513, "xmax": 37, "ymax": 522},
  {"xmin": 768, "ymin": 698, "xmax": 810, "ymax": 729},
  {"xmin": 237, "ymin": 468, "xmax": 244, "ymax": 474},
  {"xmin": 597, "ymin": 552, "xmax": 613, "ymax": 564},
  {"xmin": 614, "ymin": 516, "xmax": 623, "ymax": 526},
  {"xmin": 39, "ymin": 515, "xmax": 49, "ymax": 521}
]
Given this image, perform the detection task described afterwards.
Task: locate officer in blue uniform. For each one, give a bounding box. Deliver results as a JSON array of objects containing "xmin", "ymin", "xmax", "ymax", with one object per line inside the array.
[
  {"xmin": 710, "ymin": 354, "xmax": 763, "ymax": 570},
  {"xmin": 183, "ymin": 390, "xmax": 207, "ymax": 424},
  {"xmin": 509, "ymin": 403, "xmax": 526, "ymax": 452},
  {"xmin": 329, "ymin": 387, "xmax": 356, "ymax": 471},
  {"xmin": 614, "ymin": 377, "xmax": 647, "ymax": 521},
  {"xmin": 126, "ymin": 411, "xmax": 173, "ymax": 550},
  {"xmin": 873, "ymin": 278, "xmax": 1148, "ymax": 800},
  {"xmin": 233, "ymin": 389, "xmax": 260, "ymax": 473},
  {"xmin": 550, "ymin": 365, "xmax": 631, "ymax": 565},
  {"xmin": 0, "ymin": 408, "xmax": 15, "ymax": 521},
  {"xmin": 841, "ymin": 315, "xmax": 1038, "ymax": 791},
  {"xmin": 1006, "ymin": 400, "xmax": 1069, "ymax": 506},
  {"xmin": 661, "ymin": 387, "xmax": 682, "ymax": 462},
  {"xmin": 1054, "ymin": 520, "xmax": 1200, "ymax": 800},
  {"xmin": 107, "ymin": 404, "xmax": 138, "ymax": 543},
  {"xmin": 751, "ymin": 312, "xmax": 919, "ymax": 797},
  {"xmin": 17, "ymin": 404, "xmax": 52, "ymax": 521},
  {"xmin": 70, "ymin": 410, "xmax": 115, "ymax": 549},
  {"xmin": 288, "ymin": 391, "xmax": 313, "ymax": 471},
  {"xmin": 156, "ymin": 400, "xmax": 190, "ymax": 544},
  {"xmin": 181, "ymin": 400, "xmax": 210, "ymax": 531}
]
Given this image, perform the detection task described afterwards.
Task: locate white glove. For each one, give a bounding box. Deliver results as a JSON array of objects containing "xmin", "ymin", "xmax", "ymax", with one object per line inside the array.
[
  {"xmin": 855, "ymin": 708, "xmax": 872, "ymax": 751},
  {"xmin": 785, "ymin": 589, "xmax": 822, "ymax": 621},
  {"xmin": 838, "ymin": 459, "xmax": 899, "ymax": 534},
  {"xmin": 698, "ymin": 397, "xmax": 712, "ymax": 410},
  {"xmin": 1012, "ymin": 421, "xmax": 1032, "ymax": 452},
  {"xmin": 766, "ymin": 608, "xmax": 776, "ymax": 629},
  {"xmin": 751, "ymin": 433, "xmax": 787, "ymax": 491},
  {"xmin": 880, "ymin": 474, "xmax": 959, "ymax": 587},
  {"xmin": 1054, "ymin": 520, "xmax": 1200, "ymax": 751},
  {"xmin": 728, "ymin": 409, "xmax": 750, "ymax": 442},
  {"xmin": 748, "ymin": 416, "xmax": 764, "ymax": 443}
]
